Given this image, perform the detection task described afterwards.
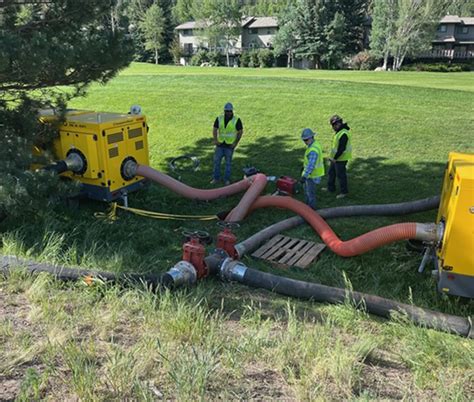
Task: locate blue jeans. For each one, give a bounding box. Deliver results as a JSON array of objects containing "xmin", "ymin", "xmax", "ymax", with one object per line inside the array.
[
  {"xmin": 304, "ymin": 177, "xmax": 320, "ymax": 209},
  {"xmin": 213, "ymin": 146, "xmax": 234, "ymax": 181}
]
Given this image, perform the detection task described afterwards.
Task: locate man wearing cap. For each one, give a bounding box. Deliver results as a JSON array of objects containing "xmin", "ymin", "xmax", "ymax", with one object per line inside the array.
[
  {"xmin": 300, "ymin": 128, "xmax": 325, "ymax": 209},
  {"xmin": 211, "ymin": 102, "xmax": 243, "ymax": 185},
  {"xmin": 327, "ymin": 115, "xmax": 352, "ymax": 199}
]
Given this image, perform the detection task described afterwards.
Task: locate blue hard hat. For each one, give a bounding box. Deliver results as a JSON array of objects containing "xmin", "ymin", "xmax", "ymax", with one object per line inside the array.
[
  {"xmin": 224, "ymin": 102, "xmax": 233, "ymax": 111},
  {"xmin": 301, "ymin": 128, "xmax": 315, "ymax": 140}
]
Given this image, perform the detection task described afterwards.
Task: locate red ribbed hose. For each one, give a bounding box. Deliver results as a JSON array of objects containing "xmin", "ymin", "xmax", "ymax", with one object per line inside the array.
[
  {"xmin": 250, "ymin": 196, "xmax": 418, "ymax": 257},
  {"xmin": 136, "ymin": 165, "xmax": 251, "ymax": 200}
]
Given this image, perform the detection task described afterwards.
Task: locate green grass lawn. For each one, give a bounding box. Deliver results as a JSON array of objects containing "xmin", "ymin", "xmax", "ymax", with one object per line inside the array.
[{"xmin": 1, "ymin": 64, "xmax": 473, "ymax": 400}]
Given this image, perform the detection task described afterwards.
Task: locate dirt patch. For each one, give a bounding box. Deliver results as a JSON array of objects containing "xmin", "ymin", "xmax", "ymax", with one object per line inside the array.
[{"xmin": 212, "ymin": 362, "xmax": 294, "ymax": 400}]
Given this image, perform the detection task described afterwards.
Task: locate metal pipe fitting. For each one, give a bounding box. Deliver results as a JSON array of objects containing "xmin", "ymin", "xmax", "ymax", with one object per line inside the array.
[
  {"xmin": 64, "ymin": 152, "xmax": 85, "ymax": 173},
  {"xmin": 122, "ymin": 159, "xmax": 138, "ymax": 180},
  {"xmin": 219, "ymin": 258, "xmax": 247, "ymax": 282},
  {"xmin": 165, "ymin": 260, "xmax": 197, "ymax": 287},
  {"xmin": 415, "ymin": 223, "xmax": 439, "ymax": 243}
]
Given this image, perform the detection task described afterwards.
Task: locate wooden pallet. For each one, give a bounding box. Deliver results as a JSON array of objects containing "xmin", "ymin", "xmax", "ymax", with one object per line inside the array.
[{"xmin": 251, "ymin": 235, "xmax": 326, "ymax": 269}]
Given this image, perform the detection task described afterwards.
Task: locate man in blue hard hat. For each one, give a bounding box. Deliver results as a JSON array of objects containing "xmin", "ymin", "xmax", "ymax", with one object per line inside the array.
[
  {"xmin": 300, "ymin": 128, "xmax": 325, "ymax": 209},
  {"xmin": 211, "ymin": 102, "xmax": 243, "ymax": 185}
]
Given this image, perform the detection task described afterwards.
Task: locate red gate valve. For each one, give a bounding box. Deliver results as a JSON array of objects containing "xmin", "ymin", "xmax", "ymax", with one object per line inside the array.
[
  {"xmin": 182, "ymin": 230, "xmax": 209, "ymax": 279},
  {"xmin": 216, "ymin": 222, "xmax": 240, "ymax": 260}
]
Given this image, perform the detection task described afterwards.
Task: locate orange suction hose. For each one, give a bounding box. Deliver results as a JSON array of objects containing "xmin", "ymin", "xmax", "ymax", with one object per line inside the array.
[
  {"xmin": 225, "ymin": 173, "xmax": 268, "ymax": 222},
  {"xmin": 249, "ymin": 196, "xmax": 425, "ymax": 257},
  {"xmin": 136, "ymin": 165, "xmax": 252, "ymax": 200}
]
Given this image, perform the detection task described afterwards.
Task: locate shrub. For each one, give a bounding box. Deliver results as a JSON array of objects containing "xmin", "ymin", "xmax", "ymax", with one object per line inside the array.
[
  {"xmin": 240, "ymin": 51, "xmax": 250, "ymax": 67},
  {"xmin": 190, "ymin": 50, "xmax": 209, "ymax": 66},
  {"xmin": 258, "ymin": 49, "xmax": 275, "ymax": 68},
  {"xmin": 401, "ymin": 63, "xmax": 470, "ymax": 73},
  {"xmin": 349, "ymin": 51, "xmax": 380, "ymax": 70},
  {"xmin": 207, "ymin": 51, "xmax": 222, "ymax": 66},
  {"xmin": 248, "ymin": 49, "xmax": 259, "ymax": 68}
]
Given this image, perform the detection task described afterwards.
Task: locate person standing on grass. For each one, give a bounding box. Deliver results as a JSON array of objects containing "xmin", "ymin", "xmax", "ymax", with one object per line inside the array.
[
  {"xmin": 300, "ymin": 128, "xmax": 325, "ymax": 209},
  {"xmin": 327, "ymin": 115, "xmax": 352, "ymax": 199},
  {"xmin": 211, "ymin": 102, "xmax": 243, "ymax": 185}
]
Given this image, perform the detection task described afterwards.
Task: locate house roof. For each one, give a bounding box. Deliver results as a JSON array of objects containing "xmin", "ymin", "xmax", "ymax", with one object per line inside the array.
[
  {"xmin": 439, "ymin": 15, "xmax": 474, "ymax": 25},
  {"xmin": 247, "ymin": 17, "xmax": 278, "ymax": 29},
  {"xmin": 176, "ymin": 17, "xmax": 257, "ymax": 30},
  {"xmin": 175, "ymin": 21, "xmax": 205, "ymax": 30},
  {"xmin": 461, "ymin": 17, "xmax": 474, "ymax": 25},
  {"xmin": 440, "ymin": 15, "xmax": 462, "ymax": 24}
]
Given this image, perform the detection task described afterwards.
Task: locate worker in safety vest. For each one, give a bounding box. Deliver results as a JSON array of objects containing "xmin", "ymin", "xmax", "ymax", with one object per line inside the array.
[
  {"xmin": 211, "ymin": 102, "xmax": 243, "ymax": 185},
  {"xmin": 300, "ymin": 128, "xmax": 325, "ymax": 209},
  {"xmin": 327, "ymin": 115, "xmax": 352, "ymax": 199}
]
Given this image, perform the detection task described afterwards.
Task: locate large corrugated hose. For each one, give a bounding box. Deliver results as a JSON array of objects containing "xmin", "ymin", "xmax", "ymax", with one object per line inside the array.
[
  {"xmin": 135, "ymin": 165, "xmax": 268, "ymax": 223},
  {"xmin": 215, "ymin": 258, "xmax": 473, "ymax": 339},
  {"xmin": 243, "ymin": 195, "xmax": 436, "ymax": 257},
  {"xmin": 235, "ymin": 196, "xmax": 440, "ymax": 257}
]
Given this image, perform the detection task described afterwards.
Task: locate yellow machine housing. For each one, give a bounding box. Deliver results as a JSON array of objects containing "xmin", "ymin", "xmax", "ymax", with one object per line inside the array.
[
  {"xmin": 40, "ymin": 109, "xmax": 149, "ymax": 202},
  {"xmin": 436, "ymin": 152, "xmax": 474, "ymax": 298}
]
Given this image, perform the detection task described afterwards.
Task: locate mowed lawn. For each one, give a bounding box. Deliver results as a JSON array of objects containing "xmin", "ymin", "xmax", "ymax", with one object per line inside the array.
[{"xmin": 1, "ymin": 64, "xmax": 473, "ymax": 400}]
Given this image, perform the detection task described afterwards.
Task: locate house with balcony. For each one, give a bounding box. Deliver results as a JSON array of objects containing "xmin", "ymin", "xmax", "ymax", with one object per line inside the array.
[
  {"xmin": 175, "ymin": 16, "xmax": 278, "ymax": 65},
  {"xmin": 175, "ymin": 14, "xmax": 474, "ymax": 66},
  {"xmin": 424, "ymin": 15, "xmax": 474, "ymax": 60}
]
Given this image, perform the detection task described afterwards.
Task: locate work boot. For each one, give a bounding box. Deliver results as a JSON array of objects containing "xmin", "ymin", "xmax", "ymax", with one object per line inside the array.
[
  {"xmin": 210, "ymin": 179, "xmax": 219, "ymax": 185},
  {"xmin": 336, "ymin": 193, "xmax": 348, "ymax": 199},
  {"xmin": 224, "ymin": 180, "xmax": 231, "ymax": 186}
]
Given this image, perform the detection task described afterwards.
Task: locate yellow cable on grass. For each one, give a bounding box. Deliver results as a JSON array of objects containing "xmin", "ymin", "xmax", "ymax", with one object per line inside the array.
[{"xmin": 95, "ymin": 203, "xmax": 218, "ymax": 222}]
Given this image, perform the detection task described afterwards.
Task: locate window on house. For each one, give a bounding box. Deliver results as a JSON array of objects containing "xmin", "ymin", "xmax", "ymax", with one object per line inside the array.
[
  {"xmin": 182, "ymin": 29, "xmax": 193, "ymax": 36},
  {"xmin": 462, "ymin": 26, "xmax": 469, "ymax": 34},
  {"xmin": 266, "ymin": 28, "xmax": 274, "ymax": 35},
  {"xmin": 438, "ymin": 24, "xmax": 447, "ymax": 32},
  {"xmin": 250, "ymin": 28, "xmax": 258, "ymax": 34},
  {"xmin": 183, "ymin": 43, "xmax": 193, "ymax": 53}
]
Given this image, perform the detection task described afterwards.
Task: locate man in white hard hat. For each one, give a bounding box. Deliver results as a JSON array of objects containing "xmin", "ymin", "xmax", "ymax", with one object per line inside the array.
[
  {"xmin": 300, "ymin": 128, "xmax": 325, "ymax": 209},
  {"xmin": 211, "ymin": 102, "xmax": 243, "ymax": 185}
]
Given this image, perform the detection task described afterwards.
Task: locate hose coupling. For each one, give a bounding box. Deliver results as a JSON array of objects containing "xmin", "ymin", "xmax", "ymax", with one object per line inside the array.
[
  {"xmin": 121, "ymin": 158, "xmax": 138, "ymax": 180},
  {"xmin": 165, "ymin": 261, "xmax": 197, "ymax": 287},
  {"xmin": 65, "ymin": 150, "xmax": 87, "ymax": 174},
  {"xmin": 219, "ymin": 258, "xmax": 247, "ymax": 283},
  {"xmin": 415, "ymin": 223, "xmax": 438, "ymax": 243},
  {"xmin": 233, "ymin": 243, "xmax": 246, "ymax": 260}
]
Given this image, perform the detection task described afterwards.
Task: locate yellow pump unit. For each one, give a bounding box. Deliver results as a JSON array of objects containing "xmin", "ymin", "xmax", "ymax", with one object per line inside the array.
[
  {"xmin": 436, "ymin": 152, "xmax": 474, "ymax": 298},
  {"xmin": 40, "ymin": 109, "xmax": 149, "ymax": 202}
]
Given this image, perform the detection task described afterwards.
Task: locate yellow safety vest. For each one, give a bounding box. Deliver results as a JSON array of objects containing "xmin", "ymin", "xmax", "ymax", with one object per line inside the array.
[
  {"xmin": 218, "ymin": 115, "xmax": 239, "ymax": 144},
  {"xmin": 330, "ymin": 129, "xmax": 352, "ymax": 161},
  {"xmin": 303, "ymin": 140, "xmax": 325, "ymax": 179}
]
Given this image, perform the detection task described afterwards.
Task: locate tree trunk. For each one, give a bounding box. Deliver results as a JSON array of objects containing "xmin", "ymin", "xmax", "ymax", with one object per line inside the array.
[
  {"xmin": 287, "ymin": 51, "xmax": 291, "ymax": 68},
  {"xmin": 226, "ymin": 49, "xmax": 230, "ymax": 67},
  {"xmin": 382, "ymin": 52, "xmax": 389, "ymax": 70},
  {"xmin": 155, "ymin": 49, "xmax": 159, "ymax": 65}
]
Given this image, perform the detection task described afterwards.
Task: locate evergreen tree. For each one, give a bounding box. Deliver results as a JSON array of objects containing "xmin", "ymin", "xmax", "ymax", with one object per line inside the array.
[
  {"xmin": 0, "ymin": 1, "xmax": 133, "ymax": 219},
  {"xmin": 335, "ymin": 0, "xmax": 370, "ymax": 54},
  {"xmin": 140, "ymin": 2, "xmax": 166, "ymax": 64},
  {"xmin": 173, "ymin": 0, "xmax": 194, "ymax": 22},
  {"xmin": 293, "ymin": 0, "xmax": 328, "ymax": 68},
  {"xmin": 323, "ymin": 12, "xmax": 347, "ymax": 69}
]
